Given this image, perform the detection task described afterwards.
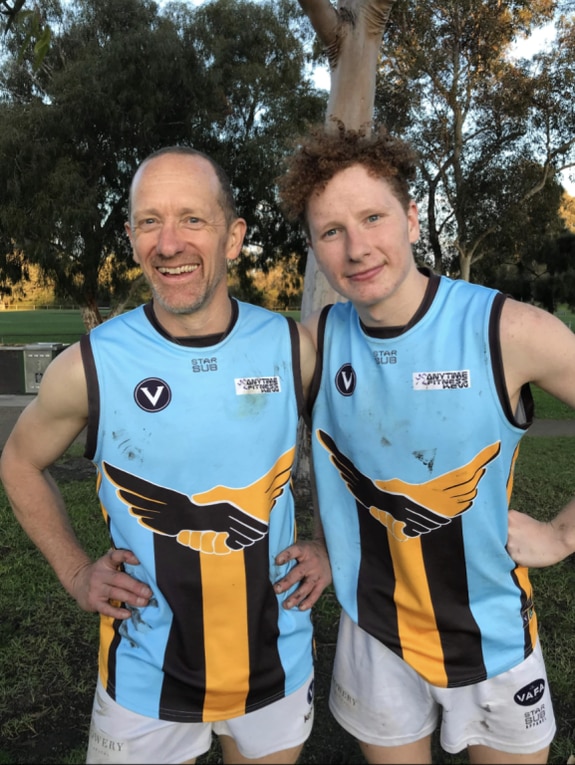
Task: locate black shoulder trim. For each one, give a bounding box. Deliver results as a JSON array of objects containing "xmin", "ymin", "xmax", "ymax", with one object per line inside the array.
[
  {"xmin": 286, "ymin": 316, "xmax": 305, "ymax": 419},
  {"xmin": 308, "ymin": 304, "xmax": 333, "ymax": 415},
  {"xmin": 80, "ymin": 333, "xmax": 99, "ymax": 460},
  {"xmin": 489, "ymin": 293, "xmax": 533, "ymax": 428}
]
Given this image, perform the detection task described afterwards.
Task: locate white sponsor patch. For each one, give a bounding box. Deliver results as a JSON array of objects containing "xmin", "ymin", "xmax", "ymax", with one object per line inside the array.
[
  {"xmin": 413, "ymin": 370, "xmax": 471, "ymax": 390},
  {"xmin": 235, "ymin": 376, "xmax": 281, "ymax": 394}
]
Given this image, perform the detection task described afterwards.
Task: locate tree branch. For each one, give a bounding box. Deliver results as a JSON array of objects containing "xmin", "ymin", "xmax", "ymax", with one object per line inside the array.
[{"xmin": 297, "ymin": 0, "xmax": 339, "ymax": 48}]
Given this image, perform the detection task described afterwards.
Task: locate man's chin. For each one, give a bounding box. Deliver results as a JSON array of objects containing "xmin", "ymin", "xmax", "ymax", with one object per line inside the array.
[{"xmin": 153, "ymin": 295, "xmax": 204, "ymax": 316}]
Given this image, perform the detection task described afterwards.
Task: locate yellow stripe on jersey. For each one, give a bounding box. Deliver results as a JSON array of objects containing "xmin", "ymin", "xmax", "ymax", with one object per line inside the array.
[
  {"xmin": 201, "ymin": 550, "xmax": 250, "ymax": 720},
  {"xmin": 389, "ymin": 536, "xmax": 448, "ymax": 687},
  {"xmin": 98, "ymin": 615, "xmax": 114, "ymax": 690}
]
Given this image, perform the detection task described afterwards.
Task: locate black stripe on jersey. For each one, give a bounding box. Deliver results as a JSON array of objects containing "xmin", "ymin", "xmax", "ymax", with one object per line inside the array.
[
  {"xmin": 422, "ymin": 518, "xmax": 487, "ymax": 686},
  {"xmin": 156, "ymin": 534, "xmax": 207, "ymax": 722},
  {"xmin": 489, "ymin": 292, "xmax": 534, "ymax": 429},
  {"xmin": 104, "ymin": 527, "xmax": 128, "ymax": 702},
  {"xmin": 244, "ymin": 537, "xmax": 286, "ymax": 713},
  {"xmin": 104, "ymin": 618, "xmax": 123, "ymax": 701},
  {"xmin": 309, "ymin": 305, "xmax": 332, "ymax": 417},
  {"xmin": 356, "ymin": 504, "xmax": 488, "ymax": 687},
  {"xmin": 286, "ymin": 316, "xmax": 305, "ymax": 423},
  {"xmin": 80, "ymin": 333, "xmax": 100, "ymax": 461},
  {"xmin": 356, "ymin": 500, "xmax": 401, "ymax": 653}
]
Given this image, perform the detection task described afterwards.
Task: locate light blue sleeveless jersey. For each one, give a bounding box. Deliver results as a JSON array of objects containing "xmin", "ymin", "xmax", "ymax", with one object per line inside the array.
[
  {"xmin": 312, "ymin": 274, "xmax": 537, "ymax": 688},
  {"xmin": 81, "ymin": 300, "xmax": 313, "ymax": 721}
]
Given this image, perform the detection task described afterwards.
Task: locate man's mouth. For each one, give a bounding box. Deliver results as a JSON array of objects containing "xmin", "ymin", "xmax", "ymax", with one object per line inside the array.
[
  {"xmin": 348, "ymin": 265, "xmax": 382, "ymax": 282},
  {"xmin": 157, "ymin": 265, "xmax": 199, "ymax": 275}
]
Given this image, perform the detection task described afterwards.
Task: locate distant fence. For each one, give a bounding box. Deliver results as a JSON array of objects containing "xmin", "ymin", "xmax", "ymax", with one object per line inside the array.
[{"xmin": 0, "ymin": 304, "xmax": 83, "ymax": 311}]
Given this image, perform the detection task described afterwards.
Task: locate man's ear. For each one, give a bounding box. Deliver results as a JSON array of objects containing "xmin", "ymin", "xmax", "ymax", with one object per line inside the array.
[
  {"xmin": 407, "ymin": 200, "xmax": 420, "ymax": 244},
  {"xmin": 124, "ymin": 221, "xmax": 139, "ymax": 264},
  {"xmin": 226, "ymin": 218, "xmax": 247, "ymax": 262}
]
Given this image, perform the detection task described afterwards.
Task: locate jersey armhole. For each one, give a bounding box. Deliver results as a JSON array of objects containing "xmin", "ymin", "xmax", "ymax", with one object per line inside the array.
[
  {"xmin": 489, "ymin": 293, "xmax": 533, "ymax": 428},
  {"xmin": 80, "ymin": 334, "xmax": 100, "ymax": 460},
  {"xmin": 307, "ymin": 305, "xmax": 332, "ymax": 418},
  {"xmin": 286, "ymin": 316, "xmax": 306, "ymax": 421}
]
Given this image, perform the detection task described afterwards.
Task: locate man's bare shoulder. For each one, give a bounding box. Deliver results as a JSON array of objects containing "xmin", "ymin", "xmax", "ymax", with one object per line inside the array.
[
  {"xmin": 39, "ymin": 341, "xmax": 88, "ymax": 408},
  {"xmin": 295, "ymin": 320, "xmax": 318, "ymax": 394},
  {"xmin": 500, "ymin": 297, "xmax": 575, "ymax": 407},
  {"xmin": 301, "ymin": 309, "xmax": 323, "ymax": 348},
  {"xmin": 500, "ymin": 297, "xmax": 574, "ymax": 344}
]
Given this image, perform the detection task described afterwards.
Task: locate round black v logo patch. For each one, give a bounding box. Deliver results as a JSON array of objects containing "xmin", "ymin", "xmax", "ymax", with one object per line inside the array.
[
  {"xmin": 335, "ymin": 363, "xmax": 356, "ymax": 396},
  {"xmin": 134, "ymin": 378, "xmax": 172, "ymax": 412}
]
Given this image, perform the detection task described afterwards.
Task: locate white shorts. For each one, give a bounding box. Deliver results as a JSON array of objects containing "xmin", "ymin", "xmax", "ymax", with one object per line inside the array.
[
  {"xmin": 330, "ymin": 611, "xmax": 556, "ymax": 755},
  {"xmin": 86, "ymin": 674, "xmax": 314, "ymax": 764}
]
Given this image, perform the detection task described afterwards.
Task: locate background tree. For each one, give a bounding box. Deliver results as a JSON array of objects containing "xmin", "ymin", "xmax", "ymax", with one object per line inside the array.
[
  {"xmin": 296, "ymin": 0, "xmax": 397, "ymax": 317},
  {"xmin": 375, "ymin": 0, "xmax": 575, "ymax": 283},
  {"xmin": 0, "ymin": 0, "xmax": 325, "ymax": 327},
  {"xmin": 1, "ymin": 0, "xmax": 207, "ymax": 327},
  {"xmin": 4, "ymin": 0, "xmax": 573, "ymax": 322},
  {"xmin": 560, "ymin": 191, "xmax": 575, "ymax": 231},
  {"xmin": 291, "ymin": 0, "xmax": 397, "ymax": 480},
  {"xmin": 472, "ymin": 171, "xmax": 573, "ymax": 309},
  {"xmin": 0, "ymin": 248, "xmax": 28, "ymax": 303},
  {"xmin": 1, "ymin": 0, "xmax": 52, "ymax": 68},
  {"xmin": 191, "ymin": 0, "xmax": 325, "ymax": 282}
]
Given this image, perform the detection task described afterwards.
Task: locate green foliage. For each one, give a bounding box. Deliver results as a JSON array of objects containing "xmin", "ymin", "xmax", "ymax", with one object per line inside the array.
[
  {"xmin": 378, "ymin": 1, "xmax": 575, "ymax": 283},
  {"xmin": 191, "ymin": 0, "xmax": 325, "ymax": 266},
  {"xmin": 0, "ymin": 0, "xmax": 326, "ymax": 322},
  {"xmin": 0, "ymin": 1, "xmax": 53, "ymax": 69}
]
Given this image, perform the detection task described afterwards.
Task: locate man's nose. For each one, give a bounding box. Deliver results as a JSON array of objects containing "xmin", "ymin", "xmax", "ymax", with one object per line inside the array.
[
  {"xmin": 346, "ymin": 227, "xmax": 370, "ymax": 261},
  {"xmin": 156, "ymin": 220, "xmax": 185, "ymax": 256}
]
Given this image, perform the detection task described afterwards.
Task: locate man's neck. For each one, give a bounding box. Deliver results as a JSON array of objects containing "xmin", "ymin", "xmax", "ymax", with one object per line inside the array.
[
  {"xmin": 146, "ymin": 297, "xmax": 237, "ymax": 346},
  {"xmin": 357, "ymin": 268, "xmax": 431, "ymax": 331}
]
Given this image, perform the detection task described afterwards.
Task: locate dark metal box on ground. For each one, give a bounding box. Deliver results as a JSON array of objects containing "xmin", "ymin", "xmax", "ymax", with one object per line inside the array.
[
  {"xmin": 23, "ymin": 343, "xmax": 68, "ymax": 394},
  {"xmin": 0, "ymin": 346, "xmax": 25, "ymax": 394}
]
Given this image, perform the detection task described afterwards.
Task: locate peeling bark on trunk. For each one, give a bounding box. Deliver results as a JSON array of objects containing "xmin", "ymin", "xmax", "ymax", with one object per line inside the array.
[
  {"xmin": 107, "ymin": 274, "xmax": 147, "ymax": 320},
  {"xmin": 80, "ymin": 301, "xmax": 102, "ymax": 332}
]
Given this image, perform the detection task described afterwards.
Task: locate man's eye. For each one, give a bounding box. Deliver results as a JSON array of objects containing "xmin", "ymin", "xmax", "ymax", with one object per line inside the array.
[
  {"xmin": 139, "ymin": 218, "xmax": 158, "ymax": 229},
  {"xmin": 323, "ymin": 228, "xmax": 338, "ymax": 239},
  {"xmin": 184, "ymin": 217, "xmax": 203, "ymax": 228},
  {"xmin": 367, "ymin": 214, "xmax": 380, "ymax": 223}
]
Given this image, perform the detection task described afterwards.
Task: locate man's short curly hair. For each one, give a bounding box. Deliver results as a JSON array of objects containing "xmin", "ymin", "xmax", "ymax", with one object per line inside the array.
[{"xmin": 277, "ymin": 121, "xmax": 419, "ymax": 233}]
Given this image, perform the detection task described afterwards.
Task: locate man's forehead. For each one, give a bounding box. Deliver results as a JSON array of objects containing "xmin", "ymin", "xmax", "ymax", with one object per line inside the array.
[
  {"xmin": 132, "ymin": 159, "xmax": 220, "ymax": 203},
  {"xmin": 137, "ymin": 153, "xmax": 215, "ymax": 183}
]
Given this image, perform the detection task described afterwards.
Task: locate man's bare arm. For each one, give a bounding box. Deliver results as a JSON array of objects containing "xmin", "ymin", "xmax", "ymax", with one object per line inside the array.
[
  {"xmin": 0, "ymin": 343, "xmax": 152, "ymax": 617},
  {"xmin": 272, "ymin": 318, "xmax": 332, "ymax": 610},
  {"xmin": 502, "ymin": 299, "xmax": 575, "ymax": 566}
]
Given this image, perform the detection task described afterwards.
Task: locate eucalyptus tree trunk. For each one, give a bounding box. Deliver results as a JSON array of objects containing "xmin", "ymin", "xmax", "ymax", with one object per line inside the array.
[
  {"xmin": 295, "ymin": 0, "xmax": 396, "ymax": 479},
  {"xmin": 297, "ymin": 0, "xmax": 396, "ymax": 319}
]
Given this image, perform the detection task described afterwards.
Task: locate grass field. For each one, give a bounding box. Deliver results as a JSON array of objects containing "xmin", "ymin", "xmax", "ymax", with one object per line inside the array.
[
  {"xmin": 0, "ymin": 308, "xmax": 296, "ymax": 345},
  {"xmin": 0, "ymin": 310, "xmax": 88, "ymax": 345},
  {"xmin": 532, "ymin": 386, "xmax": 575, "ymax": 420}
]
